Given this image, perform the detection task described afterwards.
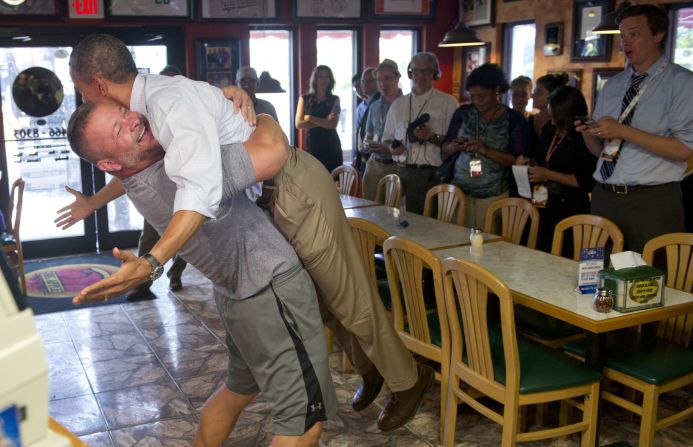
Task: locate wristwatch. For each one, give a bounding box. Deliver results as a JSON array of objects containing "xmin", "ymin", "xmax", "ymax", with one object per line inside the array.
[{"xmin": 140, "ymin": 253, "xmax": 164, "ymax": 281}]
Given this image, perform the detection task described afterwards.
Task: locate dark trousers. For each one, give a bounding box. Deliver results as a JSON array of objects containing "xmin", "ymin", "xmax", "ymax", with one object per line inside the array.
[
  {"xmin": 395, "ymin": 164, "xmax": 438, "ymax": 215},
  {"xmin": 591, "ymin": 182, "xmax": 684, "ymax": 253}
]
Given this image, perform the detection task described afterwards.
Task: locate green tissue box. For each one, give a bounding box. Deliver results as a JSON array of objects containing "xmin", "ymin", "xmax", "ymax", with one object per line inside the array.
[{"xmin": 598, "ymin": 266, "xmax": 664, "ymax": 313}]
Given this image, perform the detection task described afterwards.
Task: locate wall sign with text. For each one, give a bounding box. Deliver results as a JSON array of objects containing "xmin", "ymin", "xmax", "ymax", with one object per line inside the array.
[
  {"xmin": 108, "ymin": 0, "xmax": 191, "ymax": 18},
  {"xmin": 70, "ymin": 0, "xmax": 105, "ymax": 19}
]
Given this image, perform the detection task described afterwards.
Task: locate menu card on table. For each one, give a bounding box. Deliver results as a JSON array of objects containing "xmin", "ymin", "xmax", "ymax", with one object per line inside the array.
[{"xmin": 578, "ymin": 247, "xmax": 605, "ymax": 294}]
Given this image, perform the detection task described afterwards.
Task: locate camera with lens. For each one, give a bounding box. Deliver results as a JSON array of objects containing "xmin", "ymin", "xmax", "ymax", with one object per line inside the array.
[{"xmin": 406, "ymin": 113, "xmax": 430, "ymax": 144}]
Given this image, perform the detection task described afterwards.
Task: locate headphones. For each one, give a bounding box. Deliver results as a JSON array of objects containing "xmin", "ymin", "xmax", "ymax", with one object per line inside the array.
[{"xmin": 407, "ymin": 52, "xmax": 441, "ymax": 80}]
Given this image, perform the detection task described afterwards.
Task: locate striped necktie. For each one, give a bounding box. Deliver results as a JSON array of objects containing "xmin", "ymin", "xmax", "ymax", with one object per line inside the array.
[{"xmin": 599, "ymin": 72, "xmax": 648, "ymax": 181}]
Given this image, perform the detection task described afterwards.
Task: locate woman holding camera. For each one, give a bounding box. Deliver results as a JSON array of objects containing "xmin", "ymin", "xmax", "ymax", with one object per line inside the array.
[
  {"xmin": 516, "ymin": 86, "xmax": 597, "ymax": 252},
  {"xmin": 441, "ymin": 63, "xmax": 528, "ymax": 228},
  {"xmin": 295, "ymin": 65, "xmax": 343, "ymax": 173}
]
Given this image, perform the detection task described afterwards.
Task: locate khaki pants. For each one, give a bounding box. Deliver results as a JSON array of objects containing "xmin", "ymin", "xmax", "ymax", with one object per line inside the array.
[
  {"xmin": 463, "ymin": 191, "xmax": 509, "ymax": 229},
  {"xmin": 260, "ymin": 148, "xmax": 418, "ymax": 392},
  {"xmin": 362, "ymin": 158, "xmax": 397, "ymax": 201}
]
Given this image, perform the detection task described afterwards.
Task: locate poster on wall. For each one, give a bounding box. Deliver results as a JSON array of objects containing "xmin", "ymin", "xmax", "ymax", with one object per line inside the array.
[
  {"xmin": 0, "ymin": 0, "xmax": 57, "ymax": 15},
  {"xmin": 196, "ymin": 39, "xmax": 241, "ymax": 88},
  {"xmin": 295, "ymin": 0, "xmax": 360, "ymax": 19},
  {"xmin": 571, "ymin": 0, "xmax": 612, "ymax": 61},
  {"xmin": 201, "ymin": 0, "xmax": 276, "ymax": 19},
  {"xmin": 108, "ymin": 0, "xmax": 191, "ymax": 17}
]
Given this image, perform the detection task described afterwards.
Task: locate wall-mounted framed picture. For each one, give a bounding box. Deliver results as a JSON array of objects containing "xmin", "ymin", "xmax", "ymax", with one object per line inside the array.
[
  {"xmin": 295, "ymin": 0, "xmax": 360, "ymax": 19},
  {"xmin": 201, "ymin": 0, "xmax": 277, "ymax": 20},
  {"xmin": 591, "ymin": 67, "xmax": 622, "ymax": 107},
  {"xmin": 544, "ymin": 22, "xmax": 563, "ymax": 56},
  {"xmin": 108, "ymin": 0, "xmax": 191, "ymax": 18},
  {"xmin": 571, "ymin": 0, "xmax": 612, "ymax": 62},
  {"xmin": 0, "ymin": 0, "xmax": 60, "ymax": 16},
  {"xmin": 372, "ymin": 0, "xmax": 434, "ymax": 19},
  {"xmin": 462, "ymin": 43, "xmax": 490, "ymax": 86},
  {"xmin": 461, "ymin": 0, "xmax": 494, "ymax": 28},
  {"xmin": 548, "ymin": 68, "xmax": 583, "ymax": 90},
  {"xmin": 196, "ymin": 38, "xmax": 241, "ymax": 88}
]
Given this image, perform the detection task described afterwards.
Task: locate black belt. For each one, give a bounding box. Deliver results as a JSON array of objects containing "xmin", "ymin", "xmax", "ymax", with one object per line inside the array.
[
  {"xmin": 397, "ymin": 163, "xmax": 437, "ymax": 169},
  {"xmin": 598, "ymin": 182, "xmax": 674, "ymax": 195},
  {"xmin": 371, "ymin": 158, "xmax": 394, "ymax": 165}
]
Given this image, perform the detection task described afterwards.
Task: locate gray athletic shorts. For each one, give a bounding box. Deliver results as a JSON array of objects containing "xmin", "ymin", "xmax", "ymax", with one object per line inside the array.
[{"xmin": 214, "ymin": 263, "xmax": 337, "ymax": 436}]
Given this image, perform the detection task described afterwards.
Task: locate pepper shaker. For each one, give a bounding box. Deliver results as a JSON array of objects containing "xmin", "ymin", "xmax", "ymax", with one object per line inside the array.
[{"xmin": 594, "ymin": 287, "xmax": 614, "ymax": 313}]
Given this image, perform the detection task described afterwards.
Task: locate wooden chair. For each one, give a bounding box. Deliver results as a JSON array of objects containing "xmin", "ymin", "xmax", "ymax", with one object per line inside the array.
[
  {"xmin": 375, "ymin": 174, "xmax": 402, "ymax": 208},
  {"xmin": 483, "ymin": 197, "xmax": 539, "ymax": 249},
  {"xmin": 550, "ymin": 214, "xmax": 624, "ymax": 261},
  {"xmin": 594, "ymin": 232, "xmax": 693, "ymax": 447},
  {"xmin": 383, "ymin": 236, "xmax": 449, "ymax": 439},
  {"xmin": 2, "ymin": 178, "xmax": 26, "ymax": 295},
  {"xmin": 331, "ymin": 164, "xmax": 361, "ymax": 197},
  {"xmin": 348, "ymin": 217, "xmax": 389, "ymax": 287},
  {"xmin": 441, "ymin": 257, "xmax": 601, "ymax": 447},
  {"xmin": 423, "ymin": 183, "xmax": 465, "ymax": 226}
]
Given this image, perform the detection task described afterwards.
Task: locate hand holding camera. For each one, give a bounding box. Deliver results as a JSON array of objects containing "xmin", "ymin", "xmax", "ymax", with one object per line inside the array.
[{"xmin": 407, "ymin": 113, "xmax": 431, "ymax": 144}]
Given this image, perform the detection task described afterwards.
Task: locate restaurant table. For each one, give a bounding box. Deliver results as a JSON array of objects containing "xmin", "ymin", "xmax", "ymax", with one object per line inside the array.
[
  {"xmin": 434, "ymin": 241, "xmax": 693, "ymax": 447},
  {"xmin": 339, "ymin": 194, "xmax": 380, "ymax": 209},
  {"xmin": 344, "ymin": 205, "xmax": 499, "ymax": 250}
]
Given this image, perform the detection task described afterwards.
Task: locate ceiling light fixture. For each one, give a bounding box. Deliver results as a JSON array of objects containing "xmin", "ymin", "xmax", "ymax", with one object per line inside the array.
[{"xmin": 438, "ymin": 22, "xmax": 484, "ymax": 48}]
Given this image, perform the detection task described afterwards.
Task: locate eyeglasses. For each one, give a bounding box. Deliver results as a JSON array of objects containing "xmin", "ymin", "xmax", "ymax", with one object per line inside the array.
[
  {"xmin": 410, "ymin": 68, "xmax": 435, "ymax": 76},
  {"xmin": 376, "ymin": 76, "xmax": 396, "ymax": 82}
]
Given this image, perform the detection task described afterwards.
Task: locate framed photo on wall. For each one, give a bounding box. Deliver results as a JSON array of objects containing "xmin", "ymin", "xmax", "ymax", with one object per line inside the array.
[
  {"xmin": 462, "ymin": 43, "xmax": 490, "ymax": 88},
  {"xmin": 201, "ymin": 0, "xmax": 277, "ymax": 19},
  {"xmin": 591, "ymin": 67, "xmax": 622, "ymax": 107},
  {"xmin": 548, "ymin": 68, "xmax": 583, "ymax": 90},
  {"xmin": 461, "ymin": 0, "xmax": 494, "ymax": 28},
  {"xmin": 196, "ymin": 39, "xmax": 241, "ymax": 88},
  {"xmin": 372, "ymin": 0, "xmax": 434, "ymax": 19},
  {"xmin": 571, "ymin": 0, "xmax": 612, "ymax": 61},
  {"xmin": 295, "ymin": 0, "xmax": 360, "ymax": 19},
  {"xmin": 108, "ymin": 0, "xmax": 191, "ymax": 17}
]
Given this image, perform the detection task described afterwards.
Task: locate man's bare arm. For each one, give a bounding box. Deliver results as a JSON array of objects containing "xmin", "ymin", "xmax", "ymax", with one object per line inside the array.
[
  {"xmin": 245, "ymin": 114, "xmax": 290, "ymax": 181},
  {"xmin": 55, "ymin": 178, "xmax": 126, "ymax": 229}
]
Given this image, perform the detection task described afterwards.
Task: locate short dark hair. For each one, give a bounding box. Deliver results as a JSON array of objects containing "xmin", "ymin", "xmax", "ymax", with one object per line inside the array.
[
  {"xmin": 67, "ymin": 102, "xmax": 98, "ymax": 163},
  {"xmin": 309, "ymin": 65, "xmax": 336, "ymax": 94},
  {"xmin": 465, "ymin": 63, "xmax": 509, "ymax": 93},
  {"xmin": 549, "ymin": 86, "xmax": 588, "ymax": 131},
  {"xmin": 510, "ymin": 75, "xmax": 532, "ymax": 91},
  {"xmin": 69, "ymin": 34, "xmax": 138, "ymax": 84},
  {"xmin": 160, "ymin": 64, "xmax": 182, "ymax": 76},
  {"xmin": 352, "ymin": 72, "xmax": 362, "ymax": 84},
  {"xmin": 617, "ymin": 4, "xmax": 669, "ymax": 49},
  {"xmin": 536, "ymin": 72, "xmax": 570, "ymax": 93}
]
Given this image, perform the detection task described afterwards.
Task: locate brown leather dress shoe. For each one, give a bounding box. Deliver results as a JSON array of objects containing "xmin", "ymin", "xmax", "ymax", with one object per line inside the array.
[
  {"xmin": 168, "ymin": 276, "xmax": 183, "ymax": 291},
  {"xmin": 377, "ymin": 363, "xmax": 434, "ymax": 432},
  {"xmin": 351, "ymin": 367, "xmax": 384, "ymax": 411}
]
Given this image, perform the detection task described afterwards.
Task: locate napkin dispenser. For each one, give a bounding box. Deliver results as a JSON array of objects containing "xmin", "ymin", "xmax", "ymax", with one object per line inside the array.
[{"xmin": 598, "ymin": 265, "xmax": 664, "ymax": 312}]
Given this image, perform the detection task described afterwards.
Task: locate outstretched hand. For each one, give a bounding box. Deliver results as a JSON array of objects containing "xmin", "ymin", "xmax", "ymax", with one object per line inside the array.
[
  {"xmin": 72, "ymin": 247, "xmax": 152, "ymax": 305},
  {"xmin": 54, "ymin": 186, "xmax": 95, "ymax": 230}
]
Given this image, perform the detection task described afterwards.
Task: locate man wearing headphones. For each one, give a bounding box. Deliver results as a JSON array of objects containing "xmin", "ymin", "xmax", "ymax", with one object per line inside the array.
[
  {"xmin": 381, "ymin": 52, "xmax": 457, "ymax": 213},
  {"xmin": 236, "ymin": 66, "xmax": 278, "ymax": 121}
]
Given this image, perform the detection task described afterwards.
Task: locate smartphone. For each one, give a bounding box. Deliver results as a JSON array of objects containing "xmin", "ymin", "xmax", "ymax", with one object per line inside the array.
[{"xmin": 576, "ymin": 115, "xmax": 597, "ymax": 127}]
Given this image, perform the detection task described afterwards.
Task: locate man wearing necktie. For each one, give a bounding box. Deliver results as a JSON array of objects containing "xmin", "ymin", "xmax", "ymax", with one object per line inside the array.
[{"xmin": 578, "ymin": 4, "xmax": 693, "ymax": 252}]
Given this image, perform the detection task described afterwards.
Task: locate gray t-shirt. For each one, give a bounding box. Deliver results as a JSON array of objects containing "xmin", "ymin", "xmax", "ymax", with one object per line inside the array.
[{"xmin": 122, "ymin": 143, "xmax": 299, "ymax": 300}]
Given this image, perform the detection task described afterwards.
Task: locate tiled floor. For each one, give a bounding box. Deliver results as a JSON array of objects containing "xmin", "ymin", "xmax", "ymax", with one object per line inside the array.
[{"xmin": 36, "ymin": 264, "xmax": 693, "ymax": 446}]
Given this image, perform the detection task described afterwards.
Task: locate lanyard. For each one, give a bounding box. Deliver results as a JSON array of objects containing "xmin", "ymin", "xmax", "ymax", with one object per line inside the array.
[
  {"xmin": 544, "ymin": 130, "xmax": 565, "ymax": 167},
  {"xmin": 617, "ymin": 60, "xmax": 668, "ymax": 124}
]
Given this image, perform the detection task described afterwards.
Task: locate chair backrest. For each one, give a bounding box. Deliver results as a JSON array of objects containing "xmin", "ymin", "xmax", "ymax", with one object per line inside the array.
[
  {"xmin": 331, "ymin": 164, "xmax": 361, "ymax": 197},
  {"xmin": 442, "ymin": 257, "xmax": 519, "ymax": 400},
  {"xmin": 642, "ymin": 232, "xmax": 693, "ymax": 347},
  {"xmin": 348, "ymin": 217, "xmax": 389, "ymax": 287},
  {"xmin": 423, "ymin": 183, "xmax": 465, "ymax": 226},
  {"xmin": 483, "ymin": 197, "xmax": 539, "ymax": 249},
  {"xmin": 383, "ymin": 236, "xmax": 448, "ymax": 364},
  {"xmin": 375, "ymin": 174, "xmax": 402, "ymax": 208},
  {"xmin": 7, "ymin": 178, "xmax": 25, "ymax": 239},
  {"xmin": 551, "ymin": 214, "xmax": 624, "ymax": 261}
]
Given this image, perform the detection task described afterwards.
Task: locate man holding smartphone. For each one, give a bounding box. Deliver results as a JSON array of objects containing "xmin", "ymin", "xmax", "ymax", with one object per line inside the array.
[
  {"xmin": 361, "ymin": 59, "xmax": 403, "ymax": 200},
  {"xmin": 578, "ymin": 5, "xmax": 693, "ymax": 252}
]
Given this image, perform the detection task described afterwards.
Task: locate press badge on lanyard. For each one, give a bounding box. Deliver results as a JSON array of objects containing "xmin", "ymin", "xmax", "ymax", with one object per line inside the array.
[{"xmin": 470, "ymin": 155, "xmax": 482, "ymax": 177}]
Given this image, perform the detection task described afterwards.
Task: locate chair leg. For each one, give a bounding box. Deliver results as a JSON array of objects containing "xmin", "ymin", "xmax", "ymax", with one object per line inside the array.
[
  {"xmin": 559, "ymin": 400, "xmax": 570, "ymax": 427},
  {"xmin": 443, "ymin": 375, "xmax": 459, "ymax": 446},
  {"xmin": 341, "ymin": 351, "xmax": 352, "ymax": 373},
  {"xmin": 638, "ymin": 384, "xmax": 659, "ymax": 447},
  {"xmin": 17, "ymin": 249, "xmax": 26, "ymax": 296},
  {"xmin": 581, "ymin": 383, "xmax": 600, "ymax": 447},
  {"xmin": 502, "ymin": 401, "xmax": 520, "ymax": 447}
]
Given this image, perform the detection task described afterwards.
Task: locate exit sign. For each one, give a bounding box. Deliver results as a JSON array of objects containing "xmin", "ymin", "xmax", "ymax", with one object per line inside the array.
[{"xmin": 69, "ymin": 0, "xmax": 104, "ymax": 18}]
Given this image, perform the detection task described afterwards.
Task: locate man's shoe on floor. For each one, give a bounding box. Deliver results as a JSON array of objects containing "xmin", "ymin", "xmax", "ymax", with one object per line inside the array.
[
  {"xmin": 377, "ymin": 363, "xmax": 434, "ymax": 432},
  {"xmin": 126, "ymin": 282, "xmax": 155, "ymax": 302},
  {"xmin": 351, "ymin": 367, "xmax": 384, "ymax": 411},
  {"xmin": 168, "ymin": 275, "xmax": 183, "ymax": 291}
]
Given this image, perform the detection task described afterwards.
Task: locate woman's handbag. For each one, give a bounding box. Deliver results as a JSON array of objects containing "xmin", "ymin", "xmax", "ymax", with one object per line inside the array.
[{"xmin": 435, "ymin": 152, "xmax": 460, "ymax": 184}]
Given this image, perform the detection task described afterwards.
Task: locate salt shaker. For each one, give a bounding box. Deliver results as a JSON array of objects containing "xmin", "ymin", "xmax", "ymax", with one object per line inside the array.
[
  {"xmin": 469, "ymin": 228, "xmax": 483, "ymax": 247},
  {"xmin": 594, "ymin": 287, "xmax": 614, "ymax": 313}
]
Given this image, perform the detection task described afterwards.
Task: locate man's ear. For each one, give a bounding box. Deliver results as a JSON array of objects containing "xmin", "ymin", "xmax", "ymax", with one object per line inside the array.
[
  {"xmin": 654, "ymin": 31, "xmax": 665, "ymax": 46},
  {"xmin": 94, "ymin": 77, "xmax": 109, "ymax": 97},
  {"xmin": 96, "ymin": 159, "xmax": 122, "ymax": 173}
]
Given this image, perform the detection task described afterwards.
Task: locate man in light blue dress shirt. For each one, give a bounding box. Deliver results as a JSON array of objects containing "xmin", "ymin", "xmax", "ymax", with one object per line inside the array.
[{"xmin": 579, "ymin": 4, "xmax": 693, "ymax": 252}]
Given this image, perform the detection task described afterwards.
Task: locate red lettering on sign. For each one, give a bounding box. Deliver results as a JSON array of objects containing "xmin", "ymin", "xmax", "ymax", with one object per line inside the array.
[{"xmin": 72, "ymin": 0, "xmax": 98, "ymax": 16}]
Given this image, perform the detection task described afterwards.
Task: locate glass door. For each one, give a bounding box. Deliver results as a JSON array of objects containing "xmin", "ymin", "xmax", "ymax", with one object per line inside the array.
[{"xmin": 0, "ymin": 34, "xmax": 179, "ymax": 259}]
